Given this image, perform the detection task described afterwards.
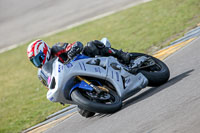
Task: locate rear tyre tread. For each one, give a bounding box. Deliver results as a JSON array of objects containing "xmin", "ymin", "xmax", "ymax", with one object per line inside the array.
[{"xmin": 130, "ymin": 53, "xmax": 170, "ymax": 87}]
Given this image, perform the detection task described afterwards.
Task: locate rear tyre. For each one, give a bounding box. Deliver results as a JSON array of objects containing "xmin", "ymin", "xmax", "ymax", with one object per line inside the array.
[
  {"xmin": 130, "ymin": 53, "xmax": 170, "ymax": 87},
  {"xmin": 71, "ymin": 89, "xmax": 122, "ymax": 114}
]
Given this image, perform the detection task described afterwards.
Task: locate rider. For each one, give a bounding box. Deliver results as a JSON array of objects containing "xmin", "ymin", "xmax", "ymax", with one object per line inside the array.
[
  {"xmin": 27, "ymin": 38, "xmax": 131, "ymax": 69},
  {"xmin": 27, "ymin": 38, "xmax": 131, "ymax": 117}
]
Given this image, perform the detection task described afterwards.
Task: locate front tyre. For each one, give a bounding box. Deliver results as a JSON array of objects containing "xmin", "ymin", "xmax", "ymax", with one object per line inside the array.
[{"xmin": 71, "ymin": 89, "xmax": 122, "ymax": 114}]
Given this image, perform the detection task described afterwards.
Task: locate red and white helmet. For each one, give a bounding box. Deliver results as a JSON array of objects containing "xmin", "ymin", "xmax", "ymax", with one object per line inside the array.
[{"xmin": 27, "ymin": 40, "xmax": 51, "ymax": 68}]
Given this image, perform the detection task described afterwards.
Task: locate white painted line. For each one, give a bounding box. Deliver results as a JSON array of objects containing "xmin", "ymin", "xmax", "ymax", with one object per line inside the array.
[
  {"xmin": 0, "ymin": 41, "xmax": 27, "ymax": 54},
  {"xmin": 42, "ymin": 0, "xmax": 152, "ymax": 37},
  {"xmin": 0, "ymin": 0, "xmax": 152, "ymax": 54}
]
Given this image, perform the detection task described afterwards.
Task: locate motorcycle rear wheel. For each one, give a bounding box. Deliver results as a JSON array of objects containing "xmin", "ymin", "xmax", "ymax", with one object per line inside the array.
[
  {"xmin": 130, "ymin": 53, "xmax": 170, "ymax": 87},
  {"xmin": 71, "ymin": 89, "xmax": 122, "ymax": 114}
]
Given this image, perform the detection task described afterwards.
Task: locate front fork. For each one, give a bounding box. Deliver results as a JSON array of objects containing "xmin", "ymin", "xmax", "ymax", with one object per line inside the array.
[{"xmin": 76, "ymin": 76, "xmax": 109, "ymax": 93}]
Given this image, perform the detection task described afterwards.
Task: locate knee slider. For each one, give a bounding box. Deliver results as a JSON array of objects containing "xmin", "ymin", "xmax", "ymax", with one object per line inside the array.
[
  {"xmin": 92, "ymin": 40, "xmax": 105, "ymax": 49},
  {"xmin": 83, "ymin": 42, "xmax": 99, "ymax": 57}
]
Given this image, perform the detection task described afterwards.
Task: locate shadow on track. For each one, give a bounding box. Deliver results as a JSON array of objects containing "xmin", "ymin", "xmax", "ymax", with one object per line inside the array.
[
  {"xmin": 122, "ymin": 69, "xmax": 194, "ymax": 109},
  {"xmin": 91, "ymin": 69, "xmax": 194, "ymax": 118}
]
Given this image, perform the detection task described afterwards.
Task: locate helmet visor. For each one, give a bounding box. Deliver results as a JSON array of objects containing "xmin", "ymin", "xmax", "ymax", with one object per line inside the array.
[{"xmin": 30, "ymin": 51, "xmax": 44, "ymax": 67}]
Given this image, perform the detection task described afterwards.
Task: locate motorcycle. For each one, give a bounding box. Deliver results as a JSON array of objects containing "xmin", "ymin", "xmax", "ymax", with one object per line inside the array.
[{"xmin": 39, "ymin": 50, "xmax": 170, "ymax": 118}]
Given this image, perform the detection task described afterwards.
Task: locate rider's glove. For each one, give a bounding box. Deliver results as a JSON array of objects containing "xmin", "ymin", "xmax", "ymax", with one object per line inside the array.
[{"xmin": 67, "ymin": 41, "xmax": 83, "ymax": 59}]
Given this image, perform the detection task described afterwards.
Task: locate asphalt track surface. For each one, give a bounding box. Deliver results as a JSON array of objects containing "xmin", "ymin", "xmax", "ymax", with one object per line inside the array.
[
  {"xmin": 43, "ymin": 38, "xmax": 200, "ymax": 133},
  {"xmin": 0, "ymin": 0, "xmax": 149, "ymax": 50}
]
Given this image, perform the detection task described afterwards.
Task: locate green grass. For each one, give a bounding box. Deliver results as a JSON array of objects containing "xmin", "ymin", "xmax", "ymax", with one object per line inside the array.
[{"xmin": 0, "ymin": 0, "xmax": 200, "ymax": 132}]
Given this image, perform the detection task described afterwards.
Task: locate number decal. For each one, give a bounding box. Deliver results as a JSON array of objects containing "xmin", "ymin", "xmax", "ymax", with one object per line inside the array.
[{"xmin": 58, "ymin": 64, "xmax": 63, "ymax": 73}]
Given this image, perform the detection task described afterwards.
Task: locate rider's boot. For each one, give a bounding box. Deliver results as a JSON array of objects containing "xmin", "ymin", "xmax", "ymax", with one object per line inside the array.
[
  {"xmin": 83, "ymin": 40, "xmax": 131, "ymax": 63},
  {"xmin": 77, "ymin": 106, "xmax": 95, "ymax": 118},
  {"xmin": 102, "ymin": 47, "xmax": 131, "ymax": 64}
]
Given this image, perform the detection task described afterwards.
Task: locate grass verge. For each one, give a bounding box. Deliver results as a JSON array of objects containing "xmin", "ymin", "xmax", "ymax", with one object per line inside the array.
[{"xmin": 0, "ymin": 0, "xmax": 200, "ymax": 132}]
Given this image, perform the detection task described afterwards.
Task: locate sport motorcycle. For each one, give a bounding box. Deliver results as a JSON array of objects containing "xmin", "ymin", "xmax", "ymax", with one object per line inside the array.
[{"xmin": 39, "ymin": 50, "xmax": 170, "ymax": 117}]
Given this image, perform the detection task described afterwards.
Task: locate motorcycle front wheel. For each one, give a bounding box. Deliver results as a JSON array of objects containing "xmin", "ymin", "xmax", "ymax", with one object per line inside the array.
[{"xmin": 71, "ymin": 89, "xmax": 122, "ymax": 114}]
